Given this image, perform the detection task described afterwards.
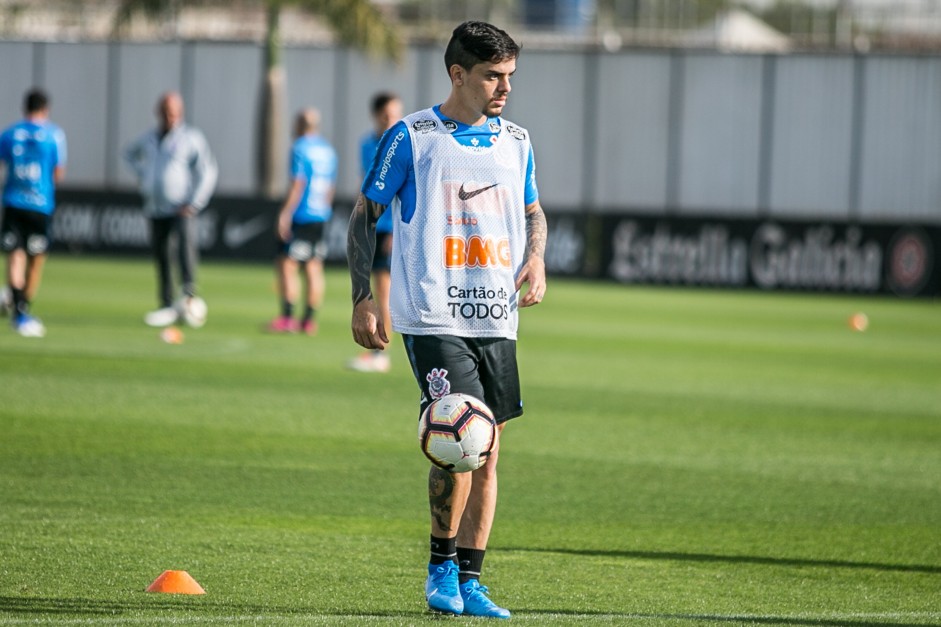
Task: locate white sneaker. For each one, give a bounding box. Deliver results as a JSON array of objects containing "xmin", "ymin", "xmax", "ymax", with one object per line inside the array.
[
  {"xmin": 347, "ymin": 352, "xmax": 391, "ymax": 373},
  {"xmin": 144, "ymin": 306, "xmax": 179, "ymax": 327},
  {"xmin": 14, "ymin": 314, "xmax": 46, "ymax": 338}
]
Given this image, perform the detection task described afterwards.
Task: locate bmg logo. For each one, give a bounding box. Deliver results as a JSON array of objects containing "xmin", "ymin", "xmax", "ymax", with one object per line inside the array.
[{"xmin": 443, "ymin": 235, "xmax": 511, "ymax": 269}]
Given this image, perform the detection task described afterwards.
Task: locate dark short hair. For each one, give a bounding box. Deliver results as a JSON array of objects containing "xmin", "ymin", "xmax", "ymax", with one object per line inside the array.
[
  {"xmin": 370, "ymin": 92, "xmax": 399, "ymax": 116},
  {"xmin": 444, "ymin": 21, "xmax": 520, "ymax": 73},
  {"xmin": 24, "ymin": 88, "xmax": 49, "ymax": 114}
]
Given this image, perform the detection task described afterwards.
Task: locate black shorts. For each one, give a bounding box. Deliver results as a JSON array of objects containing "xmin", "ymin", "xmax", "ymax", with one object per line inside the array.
[
  {"xmin": 278, "ymin": 222, "xmax": 327, "ymax": 262},
  {"xmin": 372, "ymin": 231, "xmax": 392, "ymax": 273},
  {"xmin": 1, "ymin": 206, "xmax": 52, "ymax": 255},
  {"xmin": 403, "ymin": 334, "xmax": 523, "ymax": 425}
]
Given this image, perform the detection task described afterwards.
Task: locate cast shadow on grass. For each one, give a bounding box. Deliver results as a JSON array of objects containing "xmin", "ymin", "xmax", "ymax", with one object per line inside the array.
[
  {"xmin": 0, "ymin": 596, "xmax": 185, "ymax": 616},
  {"xmin": 520, "ymin": 609, "xmax": 940, "ymax": 627},
  {"xmin": 0, "ymin": 596, "xmax": 410, "ymax": 620},
  {"xmin": 2, "ymin": 597, "xmax": 937, "ymax": 627},
  {"xmin": 503, "ymin": 546, "xmax": 941, "ymax": 575}
]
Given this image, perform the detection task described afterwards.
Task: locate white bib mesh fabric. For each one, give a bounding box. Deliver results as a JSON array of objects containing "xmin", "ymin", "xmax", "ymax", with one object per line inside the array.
[{"xmin": 390, "ymin": 108, "xmax": 531, "ymax": 339}]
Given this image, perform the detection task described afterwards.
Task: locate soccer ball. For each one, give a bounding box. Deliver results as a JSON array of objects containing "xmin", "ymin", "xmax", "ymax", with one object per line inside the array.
[
  {"xmin": 418, "ymin": 393, "xmax": 496, "ymax": 473},
  {"xmin": 176, "ymin": 296, "xmax": 208, "ymax": 328}
]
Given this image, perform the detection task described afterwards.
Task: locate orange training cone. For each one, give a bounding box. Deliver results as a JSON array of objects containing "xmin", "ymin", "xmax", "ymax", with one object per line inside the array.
[{"xmin": 145, "ymin": 570, "xmax": 206, "ymax": 594}]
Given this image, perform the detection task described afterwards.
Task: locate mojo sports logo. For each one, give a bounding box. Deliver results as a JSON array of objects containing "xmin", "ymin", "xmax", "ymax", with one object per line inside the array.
[{"xmin": 374, "ymin": 130, "xmax": 405, "ymax": 192}]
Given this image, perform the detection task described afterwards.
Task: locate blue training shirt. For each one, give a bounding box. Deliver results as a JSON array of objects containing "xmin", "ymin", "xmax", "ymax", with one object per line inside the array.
[
  {"xmin": 0, "ymin": 119, "xmax": 67, "ymax": 215},
  {"xmin": 362, "ymin": 105, "xmax": 537, "ymax": 224},
  {"xmin": 290, "ymin": 133, "xmax": 337, "ymax": 224},
  {"xmin": 360, "ymin": 130, "xmax": 393, "ymax": 234}
]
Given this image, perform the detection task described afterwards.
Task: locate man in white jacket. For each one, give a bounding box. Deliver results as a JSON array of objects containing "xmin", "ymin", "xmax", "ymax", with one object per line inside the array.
[{"xmin": 124, "ymin": 91, "xmax": 218, "ymax": 327}]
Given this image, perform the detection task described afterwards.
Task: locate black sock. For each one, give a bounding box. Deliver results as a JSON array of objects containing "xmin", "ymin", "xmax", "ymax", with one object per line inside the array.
[
  {"xmin": 281, "ymin": 301, "xmax": 294, "ymax": 318},
  {"xmin": 457, "ymin": 547, "xmax": 486, "ymax": 583},
  {"xmin": 11, "ymin": 288, "xmax": 28, "ymax": 316},
  {"xmin": 430, "ymin": 535, "xmax": 457, "ymax": 565},
  {"xmin": 302, "ymin": 305, "xmax": 315, "ymax": 323}
]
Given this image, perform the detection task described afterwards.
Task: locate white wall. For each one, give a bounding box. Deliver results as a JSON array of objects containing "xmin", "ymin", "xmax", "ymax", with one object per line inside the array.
[{"xmin": 2, "ymin": 39, "xmax": 938, "ymax": 224}]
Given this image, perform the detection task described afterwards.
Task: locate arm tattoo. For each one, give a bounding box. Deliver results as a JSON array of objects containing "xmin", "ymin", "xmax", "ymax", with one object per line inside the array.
[
  {"xmin": 525, "ymin": 205, "xmax": 548, "ymax": 262},
  {"xmin": 347, "ymin": 194, "xmax": 387, "ymax": 306},
  {"xmin": 428, "ymin": 466, "xmax": 455, "ymax": 532}
]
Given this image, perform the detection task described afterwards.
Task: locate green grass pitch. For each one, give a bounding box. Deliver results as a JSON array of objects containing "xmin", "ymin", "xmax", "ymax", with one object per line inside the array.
[{"xmin": 1, "ymin": 256, "xmax": 939, "ymax": 625}]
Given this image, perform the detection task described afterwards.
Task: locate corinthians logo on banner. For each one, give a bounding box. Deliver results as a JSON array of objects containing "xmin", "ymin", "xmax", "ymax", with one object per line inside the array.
[{"xmin": 885, "ymin": 228, "xmax": 934, "ymax": 296}]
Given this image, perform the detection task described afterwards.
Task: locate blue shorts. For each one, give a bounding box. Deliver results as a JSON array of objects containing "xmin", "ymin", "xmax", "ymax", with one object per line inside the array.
[{"xmin": 403, "ymin": 334, "xmax": 523, "ymax": 425}]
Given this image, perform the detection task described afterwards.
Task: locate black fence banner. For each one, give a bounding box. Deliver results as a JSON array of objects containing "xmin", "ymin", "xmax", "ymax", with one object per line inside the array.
[
  {"xmin": 600, "ymin": 216, "xmax": 939, "ymax": 297},
  {"xmin": 49, "ymin": 190, "xmax": 939, "ymax": 297},
  {"xmin": 52, "ymin": 189, "xmax": 351, "ymax": 264}
]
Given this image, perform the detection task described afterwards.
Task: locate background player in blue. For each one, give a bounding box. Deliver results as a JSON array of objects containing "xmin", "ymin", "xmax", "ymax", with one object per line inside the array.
[
  {"xmin": 347, "ymin": 92, "xmax": 402, "ymax": 372},
  {"xmin": 269, "ymin": 108, "xmax": 337, "ymax": 335},
  {"xmin": 347, "ymin": 21, "xmax": 547, "ymax": 618},
  {"xmin": 0, "ymin": 88, "xmax": 67, "ymax": 338}
]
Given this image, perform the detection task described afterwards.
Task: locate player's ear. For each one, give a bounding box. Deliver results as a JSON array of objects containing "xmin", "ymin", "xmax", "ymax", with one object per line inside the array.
[{"xmin": 449, "ymin": 64, "xmax": 465, "ymax": 86}]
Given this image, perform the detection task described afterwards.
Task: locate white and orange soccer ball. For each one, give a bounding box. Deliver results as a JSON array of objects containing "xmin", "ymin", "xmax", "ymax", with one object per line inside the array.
[{"xmin": 418, "ymin": 393, "xmax": 496, "ymax": 473}]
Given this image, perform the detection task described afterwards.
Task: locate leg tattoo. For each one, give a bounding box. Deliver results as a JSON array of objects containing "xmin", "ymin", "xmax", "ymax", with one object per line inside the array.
[{"xmin": 429, "ymin": 466, "xmax": 454, "ymax": 532}]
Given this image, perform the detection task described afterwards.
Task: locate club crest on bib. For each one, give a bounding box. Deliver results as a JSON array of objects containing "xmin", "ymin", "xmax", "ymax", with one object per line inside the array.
[
  {"xmin": 426, "ymin": 368, "xmax": 451, "ymax": 400},
  {"xmin": 506, "ymin": 124, "xmax": 526, "ymax": 140},
  {"xmin": 412, "ymin": 119, "xmax": 437, "ymax": 134}
]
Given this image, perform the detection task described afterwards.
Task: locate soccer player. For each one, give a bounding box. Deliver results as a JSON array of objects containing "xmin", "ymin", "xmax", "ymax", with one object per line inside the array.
[
  {"xmin": 268, "ymin": 108, "xmax": 337, "ymax": 335},
  {"xmin": 0, "ymin": 88, "xmax": 67, "ymax": 338},
  {"xmin": 123, "ymin": 91, "xmax": 218, "ymax": 328},
  {"xmin": 347, "ymin": 92, "xmax": 402, "ymax": 371},
  {"xmin": 347, "ymin": 21, "xmax": 547, "ymax": 618}
]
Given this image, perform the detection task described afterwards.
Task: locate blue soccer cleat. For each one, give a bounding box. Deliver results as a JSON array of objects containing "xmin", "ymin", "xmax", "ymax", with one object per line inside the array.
[
  {"xmin": 425, "ymin": 561, "xmax": 463, "ymax": 615},
  {"xmin": 460, "ymin": 579, "xmax": 511, "ymax": 619},
  {"xmin": 13, "ymin": 313, "xmax": 45, "ymax": 338}
]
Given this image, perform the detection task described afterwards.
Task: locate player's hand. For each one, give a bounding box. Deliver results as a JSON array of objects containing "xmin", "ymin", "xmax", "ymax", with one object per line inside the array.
[
  {"xmin": 277, "ymin": 215, "xmax": 293, "ymax": 243},
  {"xmin": 516, "ymin": 257, "xmax": 546, "ymax": 307},
  {"xmin": 351, "ymin": 298, "xmax": 389, "ymax": 349},
  {"xmin": 178, "ymin": 204, "xmax": 197, "ymax": 217}
]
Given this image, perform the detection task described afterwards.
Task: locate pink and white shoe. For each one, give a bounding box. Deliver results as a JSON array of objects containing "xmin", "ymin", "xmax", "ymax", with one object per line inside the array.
[
  {"xmin": 346, "ymin": 352, "xmax": 391, "ymax": 373},
  {"xmin": 267, "ymin": 316, "xmax": 299, "ymax": 333}
]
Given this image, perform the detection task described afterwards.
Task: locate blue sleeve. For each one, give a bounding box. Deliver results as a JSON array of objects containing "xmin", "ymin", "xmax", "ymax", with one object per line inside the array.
[
  {"xmin": 53, "ymin": 125, "xmax": 67, "ymax": 167},
  {"xmin": 524, "ymin": 145, "xmax": 538, "ymax": 206},
  {"xmin": 362, "ymin": 121, "xmax": 411, "ymax": 205},
  {"xmin": 315, "ymin": 141, "xmax": 338, "ymax": 182},
  {"xmin": 290, "ymin": 143, "xmax": 306, "ymax": 180}
]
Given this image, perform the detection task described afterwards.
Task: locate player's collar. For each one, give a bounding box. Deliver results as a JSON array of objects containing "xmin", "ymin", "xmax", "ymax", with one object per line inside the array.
[{"xmin": 433, "ymin": 105, "xmax": 501, "ymax": 132}]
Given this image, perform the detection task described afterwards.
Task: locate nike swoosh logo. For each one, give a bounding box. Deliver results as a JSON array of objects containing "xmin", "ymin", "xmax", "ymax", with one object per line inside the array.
[
  {"xmin": 223, "ymin": 215, "xmax": 270, "ymax": 249},
  {"xmin": 458, "ymin": 183, "xmax": 499, "ymax": 201}
]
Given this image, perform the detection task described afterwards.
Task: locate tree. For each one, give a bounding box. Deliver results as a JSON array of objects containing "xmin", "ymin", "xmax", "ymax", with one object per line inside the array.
[{"xmin": 114, "ymin": 0, "xmax": 402, "ymax": 197}]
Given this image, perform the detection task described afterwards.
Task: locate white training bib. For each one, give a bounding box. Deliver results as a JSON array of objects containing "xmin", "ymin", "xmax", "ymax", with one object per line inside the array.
[{"xmin": 390, "ymin": 108, "xmax": 531, "ymax": 339}]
